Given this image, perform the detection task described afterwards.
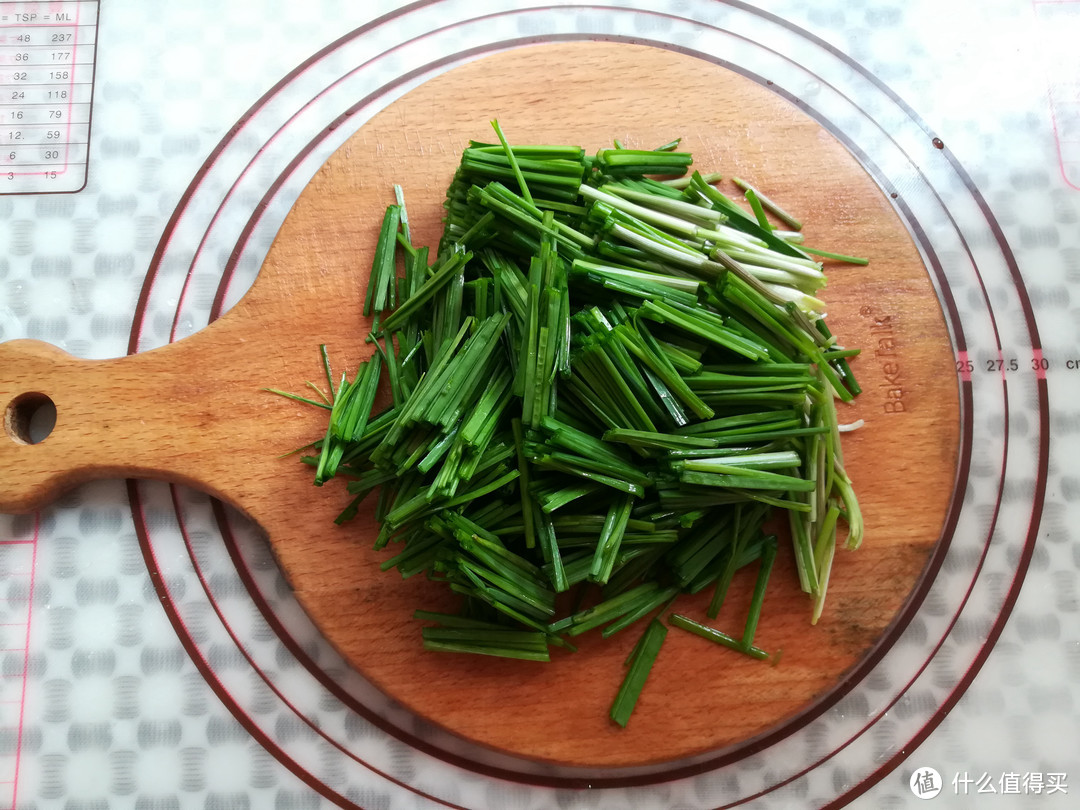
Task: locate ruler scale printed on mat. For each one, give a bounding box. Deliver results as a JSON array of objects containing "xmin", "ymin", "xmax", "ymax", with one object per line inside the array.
[{"xmin": 0, "ymin": 1, "xmax": 98, "ymax": 194}]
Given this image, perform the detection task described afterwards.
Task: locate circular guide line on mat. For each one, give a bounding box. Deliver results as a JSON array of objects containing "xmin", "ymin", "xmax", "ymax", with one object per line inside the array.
[{"xmin": 122, "ymin": 3, "xmax": 1041, "ymax": 807}]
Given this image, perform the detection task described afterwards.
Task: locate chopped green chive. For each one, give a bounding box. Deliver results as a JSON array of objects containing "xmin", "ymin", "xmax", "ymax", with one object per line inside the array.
[
  {"xmin": 669, "ymin": 613, "xmax": 772, "ymax": 661},
  {"xmin": 277, "ymin": 126, "xmax": 866, "ymax": 727},
  {"xmin": 732, "ymin": 176, "xmax": 803, "ymax": 231},
  {"xmin": 610, "ymin": 618, "xmax": 667, "ymax": 727},
  {"xmin": 798, "ymin": 245, "xmax": 870, "ymax": 265},
  {"xmin": 262, "ymin": 387, "xmax": 333, "ymax": 410}
]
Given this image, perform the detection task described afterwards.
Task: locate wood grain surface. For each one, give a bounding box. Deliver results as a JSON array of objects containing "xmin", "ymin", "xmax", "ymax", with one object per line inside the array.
[{"xmin": 0, "ymin": 43, "xmax": 960, "ymax": 768}]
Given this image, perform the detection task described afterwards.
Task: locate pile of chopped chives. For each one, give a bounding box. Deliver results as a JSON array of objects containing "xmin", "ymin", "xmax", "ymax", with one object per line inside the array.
[{"xmin": 276, "ymin": 123, "xmax": 865, "ymax": 727}]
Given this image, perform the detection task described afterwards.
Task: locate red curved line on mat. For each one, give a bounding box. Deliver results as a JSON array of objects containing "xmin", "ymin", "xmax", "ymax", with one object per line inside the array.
[
  {"xmin": 199, "ymin": 29, "xmax": 980, "ymax": 792},
  {"xmin": 822, "ymin": 407, "xmax": 1044, "ymax": 810},
  {"xmin": 174, "ymin": 23, "xmax": 976, "ymax": 791},
  {"xmin": 728, "ymin": 1, "xmax": 1048, "ymax": 804},
  {"xmin": 730, "ymin": 0, "xmax": 1042, "ymax": 358},
  {"xmin": 213, "ymin": 501, "xmax": 570, "ymax": 784},
  {"xmin": 167, "ymin": 12, "xmax": 434, "ymax": 342},
  {"xmin": 164, "ymin": 486, "xmax": 470, "ymax": 810},
  {"xmin": 127, "ymin": 481, "xmax": 364, "ymax": 810},
  {"xmin": 129, "ymin": 11, "xmax": 629, "ymax": 794},
  {"xmin": 128, "ymin": 1, "xmax": 1046, "ymax": 802},
  {"xmin": 127, "ymin": 0, "xmax": 438, "ymax": 356},
  {"xmin": 718, "ymin": 405, "xmax": 993, "ymax": 808}
]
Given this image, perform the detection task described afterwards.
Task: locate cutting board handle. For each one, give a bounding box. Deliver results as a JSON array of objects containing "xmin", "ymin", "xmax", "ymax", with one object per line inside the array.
[
  {"xmin": 1, "ymin": 315, "xmax": 354, "ymax": 516},
  {"xmin": 0, "ymin": 214, "xmax": 369, "ymax": 517},
  {"xmin": 0, "ymin": 339, "xmax": 210, "ymax": 512}
]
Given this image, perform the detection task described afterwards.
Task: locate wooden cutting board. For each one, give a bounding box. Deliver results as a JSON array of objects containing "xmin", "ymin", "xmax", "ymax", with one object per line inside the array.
[{"xmin": 0, "ymin": 43, "xmax": 959, "ymax": 769}]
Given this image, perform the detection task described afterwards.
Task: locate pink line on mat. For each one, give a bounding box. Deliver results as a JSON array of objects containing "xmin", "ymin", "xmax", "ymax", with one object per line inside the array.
[
  {"xmin": 1033, "ymin": 0, "xmax": 1080, "ymax": 189},
  {"xmin": 9, "ymin": 512, "xmax": 38, "ymax": 810},
  {"xmin": 60, "ymin": 1, "xmax": 82, "ymax": 173}
]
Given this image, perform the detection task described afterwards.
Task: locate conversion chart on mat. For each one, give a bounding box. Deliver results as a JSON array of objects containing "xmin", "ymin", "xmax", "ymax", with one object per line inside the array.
[{"xmin": 0, "ymin": 1, "xmax": 98, "ymax": 194}]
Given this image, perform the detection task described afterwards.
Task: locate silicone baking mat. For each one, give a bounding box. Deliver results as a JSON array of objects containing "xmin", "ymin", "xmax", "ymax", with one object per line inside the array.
[{"xmin": 0, "ymin": 1, "xmax": 1077, "ymax": 807}]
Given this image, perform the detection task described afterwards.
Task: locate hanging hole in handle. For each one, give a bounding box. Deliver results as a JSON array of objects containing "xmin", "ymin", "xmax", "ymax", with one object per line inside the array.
[{"xmin": 5, "ymin": 392, "xmax": 57, "ymax": 445}]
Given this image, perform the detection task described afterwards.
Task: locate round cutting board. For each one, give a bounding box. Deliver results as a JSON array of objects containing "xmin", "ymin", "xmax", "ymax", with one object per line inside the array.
[{"xmin": 0, "ymin": 42, "xmax": 959, "ymax": 768}]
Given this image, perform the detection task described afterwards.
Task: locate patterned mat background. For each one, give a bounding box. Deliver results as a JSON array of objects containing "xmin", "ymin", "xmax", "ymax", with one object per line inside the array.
[{"xmin": 1, "ymin": 1, "xmax": 1078, "ymax": 807}]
